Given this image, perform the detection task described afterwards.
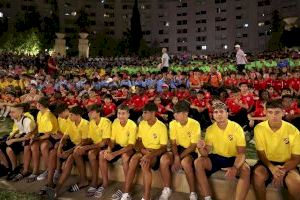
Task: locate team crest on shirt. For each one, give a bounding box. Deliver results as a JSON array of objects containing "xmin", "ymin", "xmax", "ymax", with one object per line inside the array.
[
  {"xmin": 126, "ymin": 131, "xmax": 130, "ymax": 137},
  {"xmin": 153, "ymin": 133, "xmax": 158, "ymax": 139},
  {"xmin": 228, "ymin": 135, "xmax": 233, "ymax": 141},
  {"xmin": 187, "ymin": 132, "xmax": 191, "ymax": 138},
  {"xmin": 283, "ymin": 138, "xmax": 289, "ymax": 144}
]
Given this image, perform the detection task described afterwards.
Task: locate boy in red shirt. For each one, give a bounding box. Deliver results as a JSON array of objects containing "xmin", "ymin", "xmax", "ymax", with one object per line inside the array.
[{"xmin": 102, "ymin": 95, "xmax": 117, "ymax": 120}]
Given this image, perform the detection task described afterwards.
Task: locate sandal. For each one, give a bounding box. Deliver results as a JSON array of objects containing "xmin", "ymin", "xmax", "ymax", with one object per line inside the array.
[{"xmin": 68, "ymin": 183, "xmax": 89, "ymax": 192}]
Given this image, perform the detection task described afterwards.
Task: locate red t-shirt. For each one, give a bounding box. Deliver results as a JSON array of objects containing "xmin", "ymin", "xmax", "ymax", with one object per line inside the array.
[
  {"xmin": 226, "ymin": 97, "xmax": 243, "ymax": 114},
  {"xmin": 130, "ymin": 95, "xmax": 149, "ymax": 111},
  {"xmin": 161, "ymin": 91, "xmax": 174, "ymax": 102},
  {"xmin": 240, "ymin": 93, "xmax": 255, "ymax": 108},
  {"xmin": 284, "ymin": 101, "xmax": 300, "ymax": 115},
  {"xmin": 288, "ymin": 78, "xmax": 300, "ymax": 91},
  {"xmin": 103, "ymin": 102, "xmax": 117, "ymax": 116},
  {"xmin": 191, "ymin": 98, "xmax": 206, "ymax": 108},
  {"xmin": 252, "ymin": 100, "xmax": 266, "ymax": 117}
]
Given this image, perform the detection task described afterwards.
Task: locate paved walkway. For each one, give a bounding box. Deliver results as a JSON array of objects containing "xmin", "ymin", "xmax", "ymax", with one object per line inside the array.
[{"xmin": 0, "ymin": 176, "xmax": 189, "ymax": 200}]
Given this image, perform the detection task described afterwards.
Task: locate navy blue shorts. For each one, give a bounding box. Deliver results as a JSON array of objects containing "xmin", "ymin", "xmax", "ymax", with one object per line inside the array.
[
  {"xmin": 252, "ymin": 160, "xmax": 294, "ymax": 188},
  {"xmin": 177, "ymin": 146, "xmax": 198, "ymax": 160},
  {"xmin": 108, "ymin": 144, "xmax": 123, "ymax": 163},
  {"xmin": 205, "ymin": 154, "xmax": 236, "ymax": 177}
]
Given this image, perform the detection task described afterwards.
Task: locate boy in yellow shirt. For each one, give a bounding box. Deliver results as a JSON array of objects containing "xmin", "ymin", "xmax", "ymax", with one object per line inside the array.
[
  {"xmin": 252, "ymin": 100, "xmax": 300, "ymax": 200},
  {"xmin": 194, "ymin": 102, "xmax": 250, "ymax": 200},
  {"xmin": 71, "ymin": 105, "xmax": 111, "ymax": 195},
  {"xmin": 46, "ymin": 106, "xmax": 89, "ymax": 199},
  {"xmin": 96, "ymin": 105, "xmax": 137, "ymax": 199},
  {"xmin": 159, "ymin": 101, "xmax": 200, "ymax": 200},
  {"xmin": 32, "ymin": 97, "xmax": 59, "ymax": 182},
  {"xmin": 38, "ymin": 103, "xmax": 71, "ymax": 195},
  {"xmin": 120, "ymin": 103, "xmax": 168, "ymax": 200}
]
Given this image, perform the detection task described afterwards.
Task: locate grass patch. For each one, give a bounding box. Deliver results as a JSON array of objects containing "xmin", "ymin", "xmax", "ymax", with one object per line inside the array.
[{"xmin": 0, "ymin": 189, "xmax": 41, "ymax": 200}]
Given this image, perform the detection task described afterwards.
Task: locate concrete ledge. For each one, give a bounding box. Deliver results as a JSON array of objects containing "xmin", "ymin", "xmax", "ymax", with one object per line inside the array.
[{"xmin": 73, "ymin": 159, "xmax": 286, "ymax": 200}]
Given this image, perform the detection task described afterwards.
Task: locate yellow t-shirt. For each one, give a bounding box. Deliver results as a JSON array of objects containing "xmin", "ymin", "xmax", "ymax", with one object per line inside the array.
[
  {"xmin": 170, "ymin": 118, "xmax": 201, "ymax": 148},
  {"xmin": 58, "ymin": 117, "xmax": 72, "ymax": 135},
  {"xmin": 205, "ymin": 120, "xmax": 246, "ymax": 157},
  {"xmin": 254, "ymin": 120, "xmax": 300, "ymax": 162},
  {"xmin": 111, "ymin": 119, "xmax": 137, "ymax": 147},
  {"xmin": 138, "ymin": 119, "xmax": 168, "ymax": 149},
  {"xmin": 37, "ymin": 109, "xmax": 58, "ymax": 134},
  {"xmin": 65, "ymin": 118, "xmax": 89, "ymax": 145},
  {"xmin": 88, "ymin": 117, "xmax": 111, "ymax": 144}
]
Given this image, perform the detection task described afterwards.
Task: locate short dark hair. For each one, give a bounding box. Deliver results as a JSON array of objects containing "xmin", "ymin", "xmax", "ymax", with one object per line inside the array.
[
  {"xmin": 88, "ymin": 104, "xmax": 102, "ymax": 113},
  {"xmin": 54, "ymin": 103, "xmax": 68, "ymax": 115},
  {"xmin": 69, "ymin": 106, "xmax": 85, "ymax": 116},
  {"xmin": 266, "ymin": 100, "xmax": 283, "ymax": 109},
  {"xmin": 239, "ymin": 82, "xmax": 248, "ymax": 87},
  {"xmin": 143, "ymin": 102, "xmax": 158, "ymax": 112},
  {"xmin": 118, "ymin": 104, "xmax": 130, "ymax": 112},
  {"xmin": 282, "ymin": 94, "xmax": 293, "ymax": 100},
  {"xmin": 38, "ymin": 97, "xmax": 50, "ymax": 108},
  {"xmin": 173, "ymin": 101, "xmax": 190, "ymax": 113}
]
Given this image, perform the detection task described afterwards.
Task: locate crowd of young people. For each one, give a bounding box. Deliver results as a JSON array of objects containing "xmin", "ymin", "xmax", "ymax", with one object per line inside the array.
[{"xmin": 0, "ymin": 52, "xmax": 299, "ymax": 200}]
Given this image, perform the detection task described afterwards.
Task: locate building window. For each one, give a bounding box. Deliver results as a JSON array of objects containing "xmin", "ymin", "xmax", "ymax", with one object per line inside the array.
[
  {"xmin": 163, "ymin": 38, "xmax": 169, "ymax": 43},
  {"xmin": 215, "ymin": 0, "xmax": 226, "ymax": 4},
  {"xmin": 177, "ymin": 29, "xmax": 188, "ymax": 34},
  {"xmin": 243, "ymin": 34, "xmax": 248, "ymax": 37},
  {"xmin": 196, "ymin": 45, "xmax": 207, "ymax": 50},
  {"xmin": 197, "ymin": 27, "xmax": 207, "ymax": 32},
  {"xmin": 196, "ymin": 10, "xmax": 207, "ymax": 15},
  {"xmin": 235, "ymin": 6, "xmax": 242, "ymax": 10},
  {"xmin": 177, "ymin": 12, "xmax": 187, "ymax": 17},
  {"xmin": 215, "ymin": 17, "xmax": 226, "ymax": 22},
  {"xmin": 216, "ymin": 26, "xmax": 227, "ymax": 31},
  {"xmin": 177, "ymin": 37, "xmax": 187, "ymax": 43},
  {"xmin": 177, "ymin": 46, "xmax": 187, "ymax": 51},
  {"xmin": 159, "ymin": 30, "xmax": 164, "ymax": 34},
  {"xmin": 177, "ymin": 20, "xmax": 187, "ymax": 25},
  {"xmin": 236, "ymin": 15, "xmax": 242, "ymax": 20},
  {"xmin": 196, "ymin": 36, "xmax": 207, "ymax": 42},
  {"xmin": 196, "ymin": 19, "xmax": 207, "ymax": 24}
]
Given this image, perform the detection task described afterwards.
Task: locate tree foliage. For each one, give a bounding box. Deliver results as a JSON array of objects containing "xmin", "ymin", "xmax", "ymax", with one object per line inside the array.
[
  {"xmin": 0, "ymin": 29, "xmax": 41, "ymax": 55},
  {"xmin": 75, "ymin": 9, "xmax": 91, "ymax": 33}
]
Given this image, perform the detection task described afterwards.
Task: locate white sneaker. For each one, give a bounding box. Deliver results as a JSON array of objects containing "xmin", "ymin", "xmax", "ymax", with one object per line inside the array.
[
  {"xmin": 53, "ymin": 170, "xmax": 61, "ymax": 184},
  {"xmin": 120, "ymin": 193, "xmax": 132, "ymax": 200},
  {"xmin": 111, "ymin": 189, "xmax": 123, "ymax": 200},
  {"xmin": 94, "ymin": 186, "xmax": 105, "ymax": 198},
  {"xmin": 189, "ymin": 192, "xmax": 198, "ymax": 200},
  {"xmin": 37, "ymin": 170, "xmax": 48, "ymax": 181},
  {"xmin": 159, "ymin": 187, "xmax": 172, "ymax": 200}
]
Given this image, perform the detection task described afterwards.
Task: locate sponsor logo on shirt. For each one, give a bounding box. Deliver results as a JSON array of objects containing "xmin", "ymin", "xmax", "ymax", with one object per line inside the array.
[
  {"xmin": 283, "ymin": 138, "xmax": 289, "ymax": 144},
  {"xmin": 153, "ymin": 133, "xmax": 158, "ymax": 139},
  {"xmin": 228, "ymin": 135, "xmax": 233, "ymax": 141}
]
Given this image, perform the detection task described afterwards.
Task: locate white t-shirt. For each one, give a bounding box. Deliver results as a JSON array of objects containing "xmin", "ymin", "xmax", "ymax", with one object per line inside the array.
[
  {"xmin": 162, "ymin": 53, "xmax": 170, "ymax": 67},
  {"xmin": 14, "ymin": 116, "xmax": 36, "ymax": 134},
  {"xmin": 236, "ymin": 49, "xmax": 247, "ymax": 65}
]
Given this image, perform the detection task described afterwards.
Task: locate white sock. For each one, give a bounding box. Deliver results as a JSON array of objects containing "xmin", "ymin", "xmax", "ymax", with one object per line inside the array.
[{"xmin": 204, "ymin": 196, "xmax": 212, "ymax": 200}]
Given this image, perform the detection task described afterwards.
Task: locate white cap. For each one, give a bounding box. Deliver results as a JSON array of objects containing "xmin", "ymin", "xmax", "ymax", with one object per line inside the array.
[{"xmin": 235, "ymin": 44, "xmax": 241, "ymax": 48}]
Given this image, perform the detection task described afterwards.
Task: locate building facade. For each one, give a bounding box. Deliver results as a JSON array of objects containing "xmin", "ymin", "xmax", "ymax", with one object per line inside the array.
[{"xmin": 1, "ymin": 0, "xmax": 299, "ymax": 55}]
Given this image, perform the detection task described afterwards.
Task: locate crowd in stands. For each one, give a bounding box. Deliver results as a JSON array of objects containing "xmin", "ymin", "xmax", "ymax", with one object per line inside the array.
[{"xmin": 0, "ymin": 49, "xmax": 299, "ymax": 200}]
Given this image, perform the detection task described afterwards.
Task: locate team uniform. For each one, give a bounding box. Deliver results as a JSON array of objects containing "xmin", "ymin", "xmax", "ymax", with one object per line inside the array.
[
  {"xmin": 36, "ymin": 109, "xmax": 59, "ymax": 146},
  {"xmin": 169, "ymin": 118, "xmax": 200, "ymax": 159},
  {"xmin": 88, "ymin": 117, "xmax": 112, "ymax": 145},
  {"xmin": 137, "ymin": 119, "xmax": 168, "ymax": 170},
  {"xmin": 205, "ymin": 120, "xmax": 246, "ymax": 176},
  {"xmin": 254, "ymin": 120, "xmax": 300, "ymax": 186},
  {"xmin": 109, "ymin": 119, "xmax": 137, "ymax": 162}
]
